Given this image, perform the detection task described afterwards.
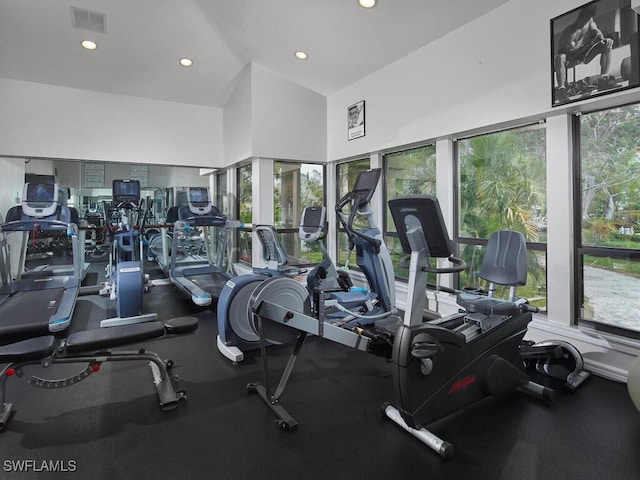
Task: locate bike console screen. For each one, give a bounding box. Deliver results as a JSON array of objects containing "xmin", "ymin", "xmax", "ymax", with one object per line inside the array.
[
  {"xmin": 389, "ymin": 195, "xmax": 454, "ymax": 258},
  {"xmin": 299, "ymin": 206, "xmax": 326, "ymax": 241}
]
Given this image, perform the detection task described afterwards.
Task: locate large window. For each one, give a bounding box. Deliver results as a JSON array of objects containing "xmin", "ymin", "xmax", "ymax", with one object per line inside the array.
[
  {"xmin": 457, "ymin": 124, "xmax": 547, "ymax": 309},
  {"xmin": 273, "ymin": 161, "xmax": 324, "ymax": 267},
  {"xmin": 577, "ymin": 103, "xmax": 640, "ymax": 336},
  {"xmin": 336, "ymin": 159, "xmax": 370, "ymax": 265},
  {"xmin": 215, "ymin": 170, "xmax": 228, "ymax": 215},
  {"xmin": 384, "ymin": 145, "xmax": 437, "ymax": 280},
  {"xmin": 237, "ymin": 164, "xmax": 252, "ymax": 264}
]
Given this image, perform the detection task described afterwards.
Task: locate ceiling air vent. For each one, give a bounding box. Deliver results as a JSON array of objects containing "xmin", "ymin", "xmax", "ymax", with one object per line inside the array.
[{"xmin": 71, "ymin": 7, "xmax": 106, "ymax": 34}]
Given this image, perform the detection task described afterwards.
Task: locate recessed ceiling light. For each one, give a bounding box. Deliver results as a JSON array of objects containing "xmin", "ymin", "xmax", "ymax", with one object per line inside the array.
[
  {"xmin": 81, "ymin": 40, "xmax": 97, "ymax": 50},
  {"xmin": 294, "ymin": 51, "xmax": 308, "ymax": 60},
  {"xmin": 179, "ymin": 57, "xmax": 194, "ymax": 67},
  {"xmin": 358, "ymin": 0, "xmax": 377, "ymax": 8}
]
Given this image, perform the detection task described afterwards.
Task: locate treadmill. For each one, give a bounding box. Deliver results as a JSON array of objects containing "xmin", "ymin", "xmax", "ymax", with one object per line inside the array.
[
  {"xmin": 169, "ymin": 187, "xmax": 238, "ymax": 306},
  {"xmin": 16, "ymin": 187, "xmax": 90, "ymax": 281},
  {"xmin": 0, "ymin": 183, "xmax": 80, "ymax": 339}
]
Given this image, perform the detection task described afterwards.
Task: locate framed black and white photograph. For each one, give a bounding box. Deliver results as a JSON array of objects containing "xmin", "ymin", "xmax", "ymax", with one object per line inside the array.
[
  {"xmin": 551, "ymin": 0, "xmax": 640, "ymax": 107},
  {"xmin": 347, "ymin": 100, "xmax": 365, "ymax": 140}
]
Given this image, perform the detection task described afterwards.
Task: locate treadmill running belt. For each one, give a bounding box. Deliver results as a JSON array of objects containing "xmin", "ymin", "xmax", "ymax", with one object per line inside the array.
[
  {"xmin": 0, "ymin": 288, "xmax": 65, "ymax": 336},
  {"xmin": 189, "ymin": 273, "xmax": 228, "ymax": 295}
]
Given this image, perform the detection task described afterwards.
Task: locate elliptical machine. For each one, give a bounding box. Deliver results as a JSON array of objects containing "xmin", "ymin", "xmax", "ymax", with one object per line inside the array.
[
  {"xmin": 99, "ymin": 179, "xmax": 157, "ymax": 328},
  {"xmin": 216, "ymin": 220, "xmax": 308, "ymax": 363},
  {"xmin": 216, "ymin": 168, "xmax": 395, "ymax": 363}
]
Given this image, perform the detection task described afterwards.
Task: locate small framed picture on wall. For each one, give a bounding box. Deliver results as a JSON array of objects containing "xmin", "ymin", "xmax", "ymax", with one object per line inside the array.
[
  {"xmin": 551, "ymin": 0, "xmax": 640, "ymax": 106},
  {"xmin": 348, "ymin": 100, "xmax": 365, "ymax": 140}
]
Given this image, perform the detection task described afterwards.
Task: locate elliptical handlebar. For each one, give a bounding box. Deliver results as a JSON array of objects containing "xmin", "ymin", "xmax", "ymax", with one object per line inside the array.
[{"xmin": 335, "ymin": 188, "xmax": 382, "ymax": 254}]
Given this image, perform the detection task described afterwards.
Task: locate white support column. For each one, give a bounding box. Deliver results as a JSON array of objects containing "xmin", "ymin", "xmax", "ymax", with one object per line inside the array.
[
  {"xmin": 369, "ymin": 152, "xmax": 384, "ymax": 231},
  {"xmin": 325, "ymin": 162, "xmax": 338, "ymax": 263},
  {"xmin": 436, "ymin": 138, "xmax": 456, "ymax": 292},
  {"xmin": 251, "ymin": 157, "xmax": 274, "ymax": 268},
  {"xmin": 226, "ymin": 166, "xmax": 238, "ymax": 219},
  {"xmin": 545, "ymin": 114, "xmax": 575, "ymax": 327}
]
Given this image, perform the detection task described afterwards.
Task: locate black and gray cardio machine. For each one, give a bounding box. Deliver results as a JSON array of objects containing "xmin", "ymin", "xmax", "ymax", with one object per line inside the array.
[
  {"xmin": 0, "ymin": 183, "xmax": 80, "ymax": 337},
  {"xmin": 169, "ymin": 187, "xmax": 237, "ymax": 306},
  {"xmin": 15, "ymin": 187, "xmax": 90, "ymax": 281},
  {"xmin": 99, "ymin": 179, "xmax": 157, "ymax": 328},
  {"xmin": 246, "ymin": 194, "xmax": 554, "ymax": 459}
]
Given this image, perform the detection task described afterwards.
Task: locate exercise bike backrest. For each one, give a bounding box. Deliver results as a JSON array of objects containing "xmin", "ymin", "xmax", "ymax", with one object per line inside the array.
[
  {"xmin": 255, "ymin": 225, "xmax": 292, "ymax": 273},
  {"xmin": 478, "ymin": 230, "xmax": 528, "ymax": 301}
]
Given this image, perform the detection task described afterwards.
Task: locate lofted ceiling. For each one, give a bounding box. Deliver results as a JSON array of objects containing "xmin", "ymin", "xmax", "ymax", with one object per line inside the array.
[{"xmin": 0, "ymin": 0, "xmax": 509, "ymax": 108}]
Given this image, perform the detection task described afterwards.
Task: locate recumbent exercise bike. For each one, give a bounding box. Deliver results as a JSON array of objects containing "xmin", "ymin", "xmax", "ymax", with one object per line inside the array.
[{"xmin": 245, "ymin": 193, "xmax": 555, "ymax": 459}]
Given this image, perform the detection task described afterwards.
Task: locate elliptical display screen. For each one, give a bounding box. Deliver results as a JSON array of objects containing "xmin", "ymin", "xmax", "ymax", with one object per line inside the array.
[
  {"xmin": 112, "ymin": 179, "xmax": 141, "ymax": 204},
  {"xmin": 351, "ymin": 168, "xmax": 381, "ymax": 204}
]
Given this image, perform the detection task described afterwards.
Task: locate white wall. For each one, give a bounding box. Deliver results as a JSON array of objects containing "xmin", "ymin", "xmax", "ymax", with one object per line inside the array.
[
  {"xmin": 327, "ymin": 0, "xmax": 640, "ymax": 159},
  {"xmin": 222, "ymin": 64, "xmax": 327, "ymax": 166},
  {"xmin": 251, "ymin": 64, "xmax": 327, "ymax": 163},
  {"xmin": 0, "ymin": 78, "xmax": 223, "ymax": 168},
  {"xmin": 223, "ymin": 65, "xmax": 253, "ymax": 167},
  {"xmin": 325, "ymin": 0, "xmax": 640, "ymax": 380},
  {"xmin": 0, "ymin": 158, "xmax": 25, "ymax": 222}
]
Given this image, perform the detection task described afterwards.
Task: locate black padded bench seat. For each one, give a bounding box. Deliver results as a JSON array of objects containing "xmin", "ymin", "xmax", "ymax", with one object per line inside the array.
[
  {"xmin": 66, "ymin": 322, "xmax": 166, "ymax": 354},
  {"xmin": 0, "ymin": 317, "xmax": 198, "ymax": 362},
  {"xmin": 65, "ymin": 316, "xmax": 198, "ymax": 354},
  {"xmin": 0, "ymin": 336, "xmax": 56, "ymax": 362}
]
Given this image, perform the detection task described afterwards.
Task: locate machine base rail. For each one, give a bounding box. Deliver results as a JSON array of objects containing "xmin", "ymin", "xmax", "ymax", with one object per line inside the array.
[
  {"xmin": 247, "ymin": 382, "xmax": 298, "ymax": 431},
  {"xmin": 0, "ymin": 347, "xmax": 186, "ymax": 432},
  {"xmin": 384, "ymin": 403, "xmax": 453, "ymax": 459}
]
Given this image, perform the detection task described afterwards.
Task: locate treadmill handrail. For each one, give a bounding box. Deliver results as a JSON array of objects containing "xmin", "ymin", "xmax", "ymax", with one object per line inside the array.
[
  {"xmin": 0, "ymin": 219, "xmax": 75, "ymax": 234},
  {"xmin": 178, "ymin": 214, "xmax": 228, "ymax": 227}
]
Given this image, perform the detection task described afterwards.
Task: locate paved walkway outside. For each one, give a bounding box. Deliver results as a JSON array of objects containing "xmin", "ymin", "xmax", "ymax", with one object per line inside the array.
[{"xmin": 583, "ymin": 265, "xmax": 640, "ymax": 332}]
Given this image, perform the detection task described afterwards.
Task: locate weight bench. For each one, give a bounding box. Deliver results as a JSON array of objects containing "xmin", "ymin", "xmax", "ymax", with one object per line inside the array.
[{"xmin": 0, "ymin": 316, "xmax": 198, "ymax": 431}]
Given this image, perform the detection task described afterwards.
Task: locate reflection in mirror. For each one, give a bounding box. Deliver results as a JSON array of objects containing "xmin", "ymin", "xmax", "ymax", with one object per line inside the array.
[
  {"xmin": 24, "ymin": 158, "xmax": 212, "ymax": 225},
  {"xmin": 4, "ymin": 157, "xmax": 218, "ymax": 279}
]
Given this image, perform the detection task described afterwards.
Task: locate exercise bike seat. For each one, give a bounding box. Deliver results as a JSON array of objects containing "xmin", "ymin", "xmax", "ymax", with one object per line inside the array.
[{"xmin": 456, "ymin": 291, "xmax": 525, "ymax": 317}]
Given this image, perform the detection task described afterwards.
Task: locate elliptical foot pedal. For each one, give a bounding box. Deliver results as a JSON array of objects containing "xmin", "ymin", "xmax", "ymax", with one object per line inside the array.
[{"xmin": 165, "ymin": 316, "xmax": 199, "ymax": 334}]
